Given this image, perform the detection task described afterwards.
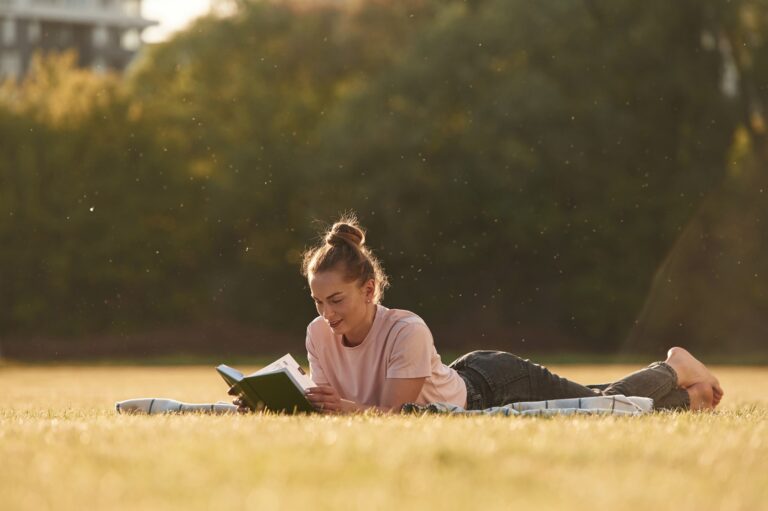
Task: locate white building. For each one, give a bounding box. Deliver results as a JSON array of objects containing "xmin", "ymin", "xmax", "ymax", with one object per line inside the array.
[{"xmin": 0, "ymin": 0, "xmax": 157, "ymax": 79}]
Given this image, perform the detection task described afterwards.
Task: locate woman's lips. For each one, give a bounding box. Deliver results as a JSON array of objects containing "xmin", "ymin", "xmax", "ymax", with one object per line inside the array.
[{"xmin": 329, "ymin": 319, "xmax": 343, "ymax": 329}]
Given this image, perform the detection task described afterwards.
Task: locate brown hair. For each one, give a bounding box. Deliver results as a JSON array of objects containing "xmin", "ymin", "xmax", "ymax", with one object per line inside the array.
[{"xmin": 301, "ymin": 214, "xmax": 390, "ymax": 303}]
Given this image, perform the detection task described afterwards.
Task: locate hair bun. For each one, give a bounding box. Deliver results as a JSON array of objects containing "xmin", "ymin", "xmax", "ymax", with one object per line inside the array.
[
  {"xmin": 326, "ymin": 221, "xmax": 365, "ymax": 248},
  {"xmin": 301, "ymin": 213, "xmax": 390, "ymax": 303}
]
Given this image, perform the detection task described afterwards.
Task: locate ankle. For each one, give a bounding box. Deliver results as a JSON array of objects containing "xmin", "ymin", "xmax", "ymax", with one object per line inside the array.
[{"xmin": 664, "ymin": 347, "xmax": 692, "ymax": 387}]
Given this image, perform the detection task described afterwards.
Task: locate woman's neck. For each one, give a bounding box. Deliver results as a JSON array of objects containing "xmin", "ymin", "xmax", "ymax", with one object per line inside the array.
[{"xmin": 342, "ymin": 304, "xmax": 377, "ymax": 347}]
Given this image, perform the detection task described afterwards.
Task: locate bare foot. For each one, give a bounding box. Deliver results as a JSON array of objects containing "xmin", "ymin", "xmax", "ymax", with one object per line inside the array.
[
  {"xmin": 665, "ymin": 347, "xmax": 724, "ymax": 405},
  {"xmin": 686, "ymin": 382, "xmax": 714, "ymax": 411}
]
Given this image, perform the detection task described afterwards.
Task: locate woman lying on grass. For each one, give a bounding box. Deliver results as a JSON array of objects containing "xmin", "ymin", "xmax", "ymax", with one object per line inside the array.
[{"xmin": 235, "ymin": 215, "xmax": 724, "ymax": 414}]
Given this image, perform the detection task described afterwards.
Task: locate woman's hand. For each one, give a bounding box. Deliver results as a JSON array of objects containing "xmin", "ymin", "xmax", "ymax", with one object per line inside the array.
[
  {"xmin": 228, "ymin": 386, "xmax": 253, "ymax": 414},
  {"xmin": 232, "ymin": 396, "xmax": 252, "ymax": 414},
  {"xmin": 306, "ymin": 385, "xmax": 358, "ymax": 414}
]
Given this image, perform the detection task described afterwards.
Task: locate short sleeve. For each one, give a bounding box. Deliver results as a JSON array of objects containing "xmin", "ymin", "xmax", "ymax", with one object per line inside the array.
[
  {"xmin": 305, "ymin": 327, "xmax": 329, "ymax": 385},
  {"xmin": 385, "ymin": 322, "xmax": 434, "ymax": 379}
]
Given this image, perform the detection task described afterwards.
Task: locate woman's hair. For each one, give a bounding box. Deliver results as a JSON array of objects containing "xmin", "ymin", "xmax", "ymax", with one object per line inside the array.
[{"xmin": 301, "ymin": 214, "xmax": 390, "ymax": 303}]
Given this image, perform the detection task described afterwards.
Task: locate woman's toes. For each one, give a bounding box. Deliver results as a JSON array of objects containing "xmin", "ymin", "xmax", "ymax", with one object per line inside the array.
[{"xmin": 712, "ymin": 386, "xmax": 724, "ymax": 407}]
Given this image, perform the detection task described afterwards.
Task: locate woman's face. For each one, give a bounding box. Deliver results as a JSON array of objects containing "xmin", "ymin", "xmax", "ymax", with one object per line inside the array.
[{"xmin": 309, "ymin": 268, "xmax": 374, "ymax": 340}]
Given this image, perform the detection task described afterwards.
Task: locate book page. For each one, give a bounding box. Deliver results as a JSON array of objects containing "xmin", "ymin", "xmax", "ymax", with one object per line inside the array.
[{"xmin": 250, "ymin": 354, "xmax": 315, "ymax": 390}]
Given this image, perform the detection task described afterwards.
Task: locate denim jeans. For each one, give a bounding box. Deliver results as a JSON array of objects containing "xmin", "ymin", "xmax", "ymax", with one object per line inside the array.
[{"xmin": 449, "ymin": 350, "xmax": 690, "ymax": 411}]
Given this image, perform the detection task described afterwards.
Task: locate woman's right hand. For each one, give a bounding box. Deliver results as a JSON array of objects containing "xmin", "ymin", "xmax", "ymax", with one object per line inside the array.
[
  {"xmin": 232, "ymin": 396, "xmax": 252, "ymax": 414},
  {"xmin": 228, "ymin": 386, "xmax": 252, "ymax": 413}
]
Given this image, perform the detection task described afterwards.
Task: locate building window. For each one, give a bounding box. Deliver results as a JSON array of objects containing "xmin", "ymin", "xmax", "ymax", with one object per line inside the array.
[
  {"xmin": 2, "ymin": 18, "xmax": 17, "ymax": 45},
  {"xmin": 28, "ymin": 21, "xmax": 42, "ymax": 43},
  {"xmin": 121, "ymin": 28, "xmax": 140, "ymax": 51},
  {"xmin": 0, "ymin": 51, "xmax": 21, "ymax": 78},
  {"xmin": 55, "ymin": 25, "xmax": 73, "ymax": 46},
  {"xmin": 92, "ymin": 25, "xmax": 108, "ymax": 47}
]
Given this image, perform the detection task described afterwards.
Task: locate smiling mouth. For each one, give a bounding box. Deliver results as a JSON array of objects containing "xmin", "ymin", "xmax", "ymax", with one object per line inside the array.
[{"xmin": 329, "ymin": 319, "xmax": 343, "ymax": 328}]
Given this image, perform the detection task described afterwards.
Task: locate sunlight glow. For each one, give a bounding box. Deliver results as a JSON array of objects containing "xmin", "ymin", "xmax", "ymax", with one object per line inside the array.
[{"xmin": 142, "ymin": 0, "xmax": 212, "ymax": 43}]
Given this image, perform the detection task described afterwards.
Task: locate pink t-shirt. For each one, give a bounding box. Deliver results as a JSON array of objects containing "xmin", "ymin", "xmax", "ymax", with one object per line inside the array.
[{"xmin": 305, "ymin": 304, "xmax": 467, "ymax": 408}]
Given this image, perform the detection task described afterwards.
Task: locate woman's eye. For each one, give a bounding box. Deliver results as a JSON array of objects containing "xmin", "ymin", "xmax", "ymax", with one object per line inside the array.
[{"xmin": 330, "ymin": 299, "xmax": 342, "ymax": 305}]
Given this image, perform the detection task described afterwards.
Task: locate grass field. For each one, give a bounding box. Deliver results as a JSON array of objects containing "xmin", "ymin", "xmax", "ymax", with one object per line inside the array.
[{"xmin": 1, "ymin": 364, "xmax": 766, "ymax": 511}]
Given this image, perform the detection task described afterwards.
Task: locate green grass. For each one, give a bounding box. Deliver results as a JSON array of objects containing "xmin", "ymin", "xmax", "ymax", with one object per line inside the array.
[{"xmin": 0, "ymin": 364, "xmax": 766, "ymax": 511}]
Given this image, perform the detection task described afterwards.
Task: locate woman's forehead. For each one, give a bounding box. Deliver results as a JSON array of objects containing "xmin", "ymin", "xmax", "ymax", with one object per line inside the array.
[{"xmin": 309, "ymin": 270, "xmax": 351, "ymax": 291}]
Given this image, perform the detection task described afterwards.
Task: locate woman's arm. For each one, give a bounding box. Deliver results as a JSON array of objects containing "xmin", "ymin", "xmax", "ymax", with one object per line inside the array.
[
  {"xmin": 306, "ymin": 376, "xmax": 426, "ymax": 414},
  {"xmin": 378, "ymin": 376, "xmax": 427, "ymax": 412}
]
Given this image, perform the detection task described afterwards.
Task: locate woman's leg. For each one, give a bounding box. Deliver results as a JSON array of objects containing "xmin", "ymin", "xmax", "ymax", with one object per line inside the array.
[
  {"xmin": 597, "ymin": 361, "xmax": 686, "ymax": 409},
  {"xmin": 598, "ymin": 348, "xmax": 721, "ymax": 410},
  {"xmin": 651, "ymin": 388, "xmax": 691, "ymax": 410},
  {"xmin": 449, "ymin": 350, "xmax": 598, "ymax": 409},
  {"xmin": 450, "ymin": 348, "xmax": 719, "ymax": 411}
]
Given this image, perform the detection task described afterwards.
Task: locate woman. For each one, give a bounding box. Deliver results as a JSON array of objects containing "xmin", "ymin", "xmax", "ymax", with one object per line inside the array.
[{"xmin": 240, "ymin": 216, "xmax": 723, "ymax": 414}]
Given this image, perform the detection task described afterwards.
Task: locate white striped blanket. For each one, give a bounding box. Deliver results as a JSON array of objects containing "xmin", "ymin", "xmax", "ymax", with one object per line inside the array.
[
  {"xmin": 401, "ymin": 395, "xmax": 653, "ymax": 416},
  {"xmin": 116, "ymin": 395, "xmax": 653, "ymax": 416},
  {"xmin": 116, "ymin": 398, "xmax": 238, "ymax": 415}
]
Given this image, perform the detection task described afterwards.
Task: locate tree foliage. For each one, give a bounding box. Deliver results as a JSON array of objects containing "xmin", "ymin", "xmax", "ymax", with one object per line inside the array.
[{"xmin": 1, "ymin": 0, "xmax": 766, "ymax": 355}]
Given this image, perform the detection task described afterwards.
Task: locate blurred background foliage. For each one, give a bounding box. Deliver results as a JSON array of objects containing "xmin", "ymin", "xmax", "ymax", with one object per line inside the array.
[{"xmin": 1, "ymin": 0, "xmax": 767, "ymax": 359}]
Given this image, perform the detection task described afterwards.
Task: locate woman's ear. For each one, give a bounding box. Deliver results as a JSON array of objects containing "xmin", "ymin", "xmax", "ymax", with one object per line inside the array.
[{"xmin": 363, "ymin": 279, "xmax": 375, "ymax": 303}]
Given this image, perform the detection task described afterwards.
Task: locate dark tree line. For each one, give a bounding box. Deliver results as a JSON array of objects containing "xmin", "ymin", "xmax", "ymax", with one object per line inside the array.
[{"xmin": 1, "ymin": 0, "xmax": 766, "ymax": 357}]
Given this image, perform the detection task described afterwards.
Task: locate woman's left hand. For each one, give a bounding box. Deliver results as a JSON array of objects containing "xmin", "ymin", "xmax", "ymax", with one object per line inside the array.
[{"xmin": 306, "ymin": 385, "xmax": 357, "ymax": 414}]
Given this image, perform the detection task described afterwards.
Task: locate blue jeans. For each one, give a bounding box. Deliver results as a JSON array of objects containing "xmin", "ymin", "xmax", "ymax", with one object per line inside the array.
[{"xmin": 449, "ymin": 350, "xmax": 690, "ymax": 411}]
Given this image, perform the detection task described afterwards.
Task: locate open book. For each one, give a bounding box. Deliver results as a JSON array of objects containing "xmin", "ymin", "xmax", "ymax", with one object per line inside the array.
[{"xmin": 216, "ymin": 354, "xmax": 317, "ymax": 414}]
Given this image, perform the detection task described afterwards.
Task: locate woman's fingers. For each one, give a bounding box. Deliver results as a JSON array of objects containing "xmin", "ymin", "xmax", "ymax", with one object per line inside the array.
[
  {"xmin": 306, "ymin": 395, "xmax": 334, "ymax": 407},
  {"xmin": 306, "ymin": 387, "xmax": 338, "ymax": 401},
  {"xmin": 306, "ymin": 386, "xmax": 342, "ymax": 413},
  {"xmin": 232, "ymin": 396, "xmax": 252, "ymax": 413},
  {"xmin": 306, "ymin": 386, "xmax": 336, "ymax": 395}
]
